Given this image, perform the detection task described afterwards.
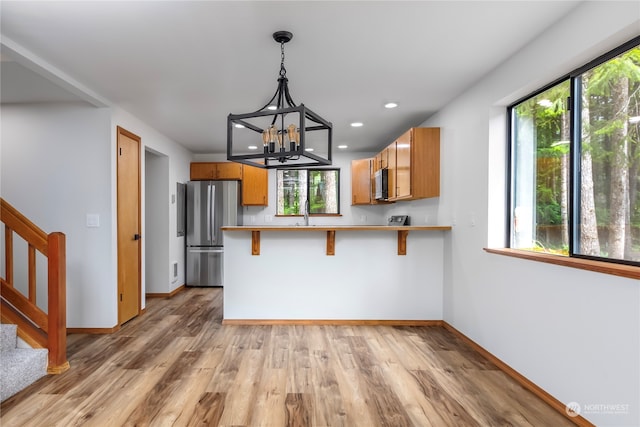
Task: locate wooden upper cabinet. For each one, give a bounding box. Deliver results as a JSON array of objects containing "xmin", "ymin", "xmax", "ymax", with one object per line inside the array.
[
  {"xmin": 365, "ymin": 127, "xmax": 440, "ymax": 203},
  {"xmin": 375, "ymin": 149, "xmax": 388, "ymax": 171},
  {"xmin": 386, "ymin": 143, "xmax": 397, "ymax": 200},
  {"xmin": 215, "ymin": 162, "xmax": 243, "ymax": 180},
  {"xmin": 241, "ymin": 165, "xmax": 268, "ymax": 206},
  {"xmin": 395, "ymin": 130, "xmax": 412, "ymax": 199},
  {"xmin": 190, "ymin": 162, "xmax": 242, "ymax": 181},
  {"xmin": 354, "ymin": 127, "xmax": 442, "ymax": 206},
  {"xmin": 351, "ymin": 158, "xmax": 373, "ymax": 205},
  {"xmin": 190, "ymin": 162, "xmax": 216, "ymax": 180},
  {"xmin": 392, "ymin": 127, "xmax": 440, "ymax": 201}
]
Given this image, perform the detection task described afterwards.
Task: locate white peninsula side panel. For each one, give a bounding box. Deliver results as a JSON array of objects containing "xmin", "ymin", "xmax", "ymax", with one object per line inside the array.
[{"xmin": 223, "ymin": 229, "xmax": 445, "ymax": 320}]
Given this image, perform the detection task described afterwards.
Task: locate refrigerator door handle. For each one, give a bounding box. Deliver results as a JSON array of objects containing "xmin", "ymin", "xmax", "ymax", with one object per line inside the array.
[
  {"xmin": 210, "ymin": 184, "xmax": 216, "ymax": 243},
  {"xmin": 187, "ymin": 248, "xmax": 224, "ymax": 253},
  {"xmin": 206, "ymin": 183, "xmax": 212, "ymax": 243}
]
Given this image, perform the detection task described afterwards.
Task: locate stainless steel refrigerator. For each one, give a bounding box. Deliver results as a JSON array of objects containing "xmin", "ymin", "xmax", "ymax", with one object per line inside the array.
[{"xmin": 186, "ymin": 180, "xmax": 242, "ymax": 287}]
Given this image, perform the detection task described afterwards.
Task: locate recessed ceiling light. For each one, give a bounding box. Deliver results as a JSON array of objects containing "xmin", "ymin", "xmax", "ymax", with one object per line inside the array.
[
  {"xmin": 350, "ymin": 122, "xmax": 363, "ymax": 127},
  {"xmin": 234, "ymin": 123, "xmax": 245, "ymax": 129},
  {"xmin": 267, "ymin": 105, "xmax": 277, "ymax": 111},
  {"xmin": 305, "ymin": 148, "xmax": 314, "ymax": 152},
  {"xmin": 248, "ymin": 145, "xmax": 258, "ymax": 150},
  {"xmin": 384, "ymin": 102, "xmax": 398, "ymax": 109},
  {"xmin": 338, "ymin": 145, "xmax": 348, "ymax": 149}
]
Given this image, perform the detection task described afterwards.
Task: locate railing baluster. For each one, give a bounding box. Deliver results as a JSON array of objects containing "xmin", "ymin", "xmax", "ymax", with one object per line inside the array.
[
  {"xmin": 5, "ymin": 225, "xmax": 13, "ymax": 286},
  {"xmin": 28, "ymin": 244, "xmax": 36, "ymax": 303}
]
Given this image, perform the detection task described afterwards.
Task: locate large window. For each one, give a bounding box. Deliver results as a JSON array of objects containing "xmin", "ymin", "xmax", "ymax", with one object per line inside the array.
[
  {"xmin": 510, "ymin": 38, "xmax": 640, "ymax": 265},
  {"xmin": 276, "ymin": 168, "xmax": 340, "ymax": 215}
]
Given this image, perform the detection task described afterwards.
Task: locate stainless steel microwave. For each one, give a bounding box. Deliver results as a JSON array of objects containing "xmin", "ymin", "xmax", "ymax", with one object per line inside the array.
[{"xmin": 374, "ymin": 169, "xmax": 388, "ymax": 200}]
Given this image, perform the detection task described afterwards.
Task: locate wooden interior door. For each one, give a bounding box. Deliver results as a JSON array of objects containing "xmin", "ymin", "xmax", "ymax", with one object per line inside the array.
[{"xmin": 117, "ymin": 126, "xmax": 141, "ymax": 325}]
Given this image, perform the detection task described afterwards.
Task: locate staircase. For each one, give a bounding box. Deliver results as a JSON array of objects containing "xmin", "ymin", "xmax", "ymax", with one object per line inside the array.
[
  {"xmin": 1, "ymin": 323, "xmax": 48, "ymax": 401},
  {"xmin": 0, "ymin": 198, "xmax": 69, "ymax": 401}
]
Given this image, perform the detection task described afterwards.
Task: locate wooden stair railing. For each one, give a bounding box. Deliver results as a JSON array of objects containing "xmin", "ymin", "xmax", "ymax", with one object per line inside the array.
[{"xmin": 1, "ymin": 198, "xmax": 69, "ymax": 374}]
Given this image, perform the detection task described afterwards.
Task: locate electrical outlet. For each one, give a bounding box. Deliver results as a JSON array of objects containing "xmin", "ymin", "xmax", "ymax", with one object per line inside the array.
[{"xmin": 265, "ymin": 214, "xmax": 273, "ymax": 223}]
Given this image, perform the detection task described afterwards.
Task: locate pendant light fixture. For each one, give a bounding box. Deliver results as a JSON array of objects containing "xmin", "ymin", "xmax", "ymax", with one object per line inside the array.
[{"xmin": 227, "ymin": 31, "xmax": 333, "ymax": 168}]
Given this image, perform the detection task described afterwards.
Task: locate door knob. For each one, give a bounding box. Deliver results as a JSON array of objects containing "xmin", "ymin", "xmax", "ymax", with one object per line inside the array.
[{"xmin": 133, "ymin": 234, "xmax": 141, "ymax": 240}]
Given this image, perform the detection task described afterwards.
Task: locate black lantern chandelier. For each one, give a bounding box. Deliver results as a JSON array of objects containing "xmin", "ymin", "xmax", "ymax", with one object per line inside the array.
[{"xmin": 227, "ymin": 31, "xmax": 332, "ymax": 169}]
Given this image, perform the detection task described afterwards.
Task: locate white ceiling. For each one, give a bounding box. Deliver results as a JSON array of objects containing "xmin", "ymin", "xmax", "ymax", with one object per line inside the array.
[{"xmin": 0, "ymin": 1, "xmax": 580, "ymax": 154}]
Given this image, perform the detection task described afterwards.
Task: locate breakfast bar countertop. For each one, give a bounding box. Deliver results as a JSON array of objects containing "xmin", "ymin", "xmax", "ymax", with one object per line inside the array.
[
  {"xmin": 221, "ymin": 225, "xmax": 452, "ymax": 231},
  {"xmin": 221, "ymin": 224, "xmax": 452, "ymax": 257}
]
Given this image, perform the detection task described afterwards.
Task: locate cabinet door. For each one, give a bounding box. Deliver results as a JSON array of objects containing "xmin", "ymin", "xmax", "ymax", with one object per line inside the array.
[
  {"xmin": 395, "ymin": 130, "xmax": 412, "ymax": 199},
  {"xmin": 242, "ymin": 165, "xmax": 268, "ymax": 206},
  {"xmin": 351, "ymin": 158, "xmax": 372, "ymax": 205},
  {"xmin": 190, "ymin": 163, "xmax": 216, "ymax": 180},
  {"xmin": 377, "ymin": 150, "xmax": 387, "ymax": 170},
  {"xmin": 215, "ymin": 162, "xmax": 243, "ymax": 180},
  {"xmin": 386, "ymin": 143, "xmax": 397, "ymax": 200},
  {"xmin": 411, "ymin": 127, "xmax": 440, "ymax": 199}
]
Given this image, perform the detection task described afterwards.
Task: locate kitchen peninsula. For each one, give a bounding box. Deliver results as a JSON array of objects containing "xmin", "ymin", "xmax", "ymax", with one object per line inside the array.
[{"xmin": 221, "ymin": 225, "xmax": 451, "ymax": 324}]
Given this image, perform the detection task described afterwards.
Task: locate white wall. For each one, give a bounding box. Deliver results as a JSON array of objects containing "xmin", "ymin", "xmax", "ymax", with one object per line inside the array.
[
  {"xmin": 417, "ymin": 2, "xmax": 639, "ymax": 426},
  {"xmin": 111, "ymin": 107, "xmax": 192, "ymax": 296},
  {"xmin": 1, "ymin": 101, "xmax": 193, "ymax": 327},
  {"xmin": 144, "ymin": 150, "xmax": 170, "ymax": 294},
  {"xmin": 194, "ymin": 151, "xmax": 388, "ymax": 226},
  {"xmin": 1, "ymin": 102, "xmax": 116, "ymax": 328}
]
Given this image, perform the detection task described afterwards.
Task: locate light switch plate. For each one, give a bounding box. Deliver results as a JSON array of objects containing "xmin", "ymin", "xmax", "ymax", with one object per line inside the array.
[{"xmin": 86, "ymin": 214, "xmax": 100, "ymax": 228}]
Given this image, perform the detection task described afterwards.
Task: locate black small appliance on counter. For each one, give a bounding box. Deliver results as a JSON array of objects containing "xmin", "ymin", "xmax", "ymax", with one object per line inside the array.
[{"xmin": 388, "ymin": 215, "xmax": 409, "ymax": 226}]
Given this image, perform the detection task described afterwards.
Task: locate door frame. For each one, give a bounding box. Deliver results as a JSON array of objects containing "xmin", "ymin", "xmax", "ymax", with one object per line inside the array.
[{"xmin": 116, "ymin": 125, "xmax": 142, "ymax": 325}]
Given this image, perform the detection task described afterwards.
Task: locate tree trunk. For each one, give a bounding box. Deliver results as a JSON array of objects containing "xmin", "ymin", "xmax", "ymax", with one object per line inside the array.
[
  {"xmin": 627, "ymin": 140, "xmax": 638, "ymax": 258},
  {"xmin": 607, "ymin": 76, "xmax": 629, "ymax": 259},
  {"xmin": 560, "ymin": 109, "xmax": 569, "ymax": 249},
  {"xmin": 580, "ymin": 76, "xmax": 601, "ymax": 256}
]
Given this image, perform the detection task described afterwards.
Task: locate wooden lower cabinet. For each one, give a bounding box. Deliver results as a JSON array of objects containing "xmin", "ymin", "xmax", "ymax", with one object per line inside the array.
[{"xmin": 241, "ymin": 165, "xmax": 268, "ymax": 206}]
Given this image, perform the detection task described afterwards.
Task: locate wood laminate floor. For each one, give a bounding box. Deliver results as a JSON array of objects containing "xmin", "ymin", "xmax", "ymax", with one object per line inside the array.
[{"xmin": 1, "ymin": 287, "xmax": 574, "ymax": 426}]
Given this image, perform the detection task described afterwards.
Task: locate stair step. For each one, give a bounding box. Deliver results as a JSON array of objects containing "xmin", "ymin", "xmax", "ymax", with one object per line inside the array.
[
  {"xmin": 1, "ymin": 324, "xmax": 49, "ymax": 401},
  {"xmin": 1, "ymin": 324, "xmax": 18, "ymax": 352},
  {"xmin": 1, "ymin": 347, "xmax": 48, "ymax": 401}
]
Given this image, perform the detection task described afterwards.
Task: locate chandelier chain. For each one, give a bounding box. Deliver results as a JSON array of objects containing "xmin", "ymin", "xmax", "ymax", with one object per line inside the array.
[{"xmin": 279, "ymin": 42, "xmax": 287, "ymax": 78}]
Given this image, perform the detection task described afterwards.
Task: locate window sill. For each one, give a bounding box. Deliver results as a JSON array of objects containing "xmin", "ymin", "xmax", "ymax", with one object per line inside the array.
[
  {"xmin": 275, "ymin": 214, "xmax": 342, "ymax": 217},
  {"xmin": 484, "ymin": 248, "xmax": 639, "ymax": 280}
]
